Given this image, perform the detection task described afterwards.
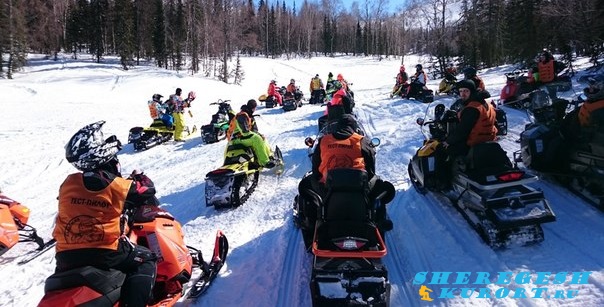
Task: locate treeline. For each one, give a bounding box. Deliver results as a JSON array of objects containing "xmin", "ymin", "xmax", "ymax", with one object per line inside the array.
[{"xmin": 0, "ymin": 0, "xmax": 602, "ymax": 80}]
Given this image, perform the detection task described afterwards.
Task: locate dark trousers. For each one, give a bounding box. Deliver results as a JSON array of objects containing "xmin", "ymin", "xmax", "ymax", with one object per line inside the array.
[{"xmin": 56, "ymin": 239, "xmax": 157, "ymax": 307}]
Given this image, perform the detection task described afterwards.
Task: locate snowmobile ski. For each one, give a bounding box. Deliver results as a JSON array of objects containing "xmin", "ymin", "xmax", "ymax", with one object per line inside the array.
[
  {"xmin": 184, "ymin": 230, "xmax": 229, "ymax": 301},
  {"xmin": 17, "ymin": 238, "xmax": 56, "ymax": 265},
  {"xmin": 273, "ymin": 146, "xmax": 285, "ymax": 176}
]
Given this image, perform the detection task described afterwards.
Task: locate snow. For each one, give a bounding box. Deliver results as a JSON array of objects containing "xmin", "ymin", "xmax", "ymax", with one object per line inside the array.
[{"xmin": 1, "ymin": 53, "xmax": 603, "ymax": 307}]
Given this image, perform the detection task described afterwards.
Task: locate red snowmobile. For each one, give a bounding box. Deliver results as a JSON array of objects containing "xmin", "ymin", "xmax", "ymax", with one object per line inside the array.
[
  {"xmin": 38, "ymin": 203, "xmax": 228, "ymax": 306},
  {"xmin": 0, "ymin": 193, "xmax": 50, "ymax": 262}
]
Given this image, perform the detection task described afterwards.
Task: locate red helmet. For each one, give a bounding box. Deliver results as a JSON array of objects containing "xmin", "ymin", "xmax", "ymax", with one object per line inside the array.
[{"xmin": 400, "ymin": 65, "xmax": 405, "ymax": 72}]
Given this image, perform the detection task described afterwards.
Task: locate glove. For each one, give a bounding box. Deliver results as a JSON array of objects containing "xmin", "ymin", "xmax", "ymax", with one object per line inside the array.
[{"xmin": 264, "ymin": 161, "xmax": 276, "ymax": 169}]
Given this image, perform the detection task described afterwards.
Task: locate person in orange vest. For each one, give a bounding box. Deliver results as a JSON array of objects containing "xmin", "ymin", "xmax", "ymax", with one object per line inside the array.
[
  {"xmin": 531, "ymin": 49, "xmax": 566, "ymax": 85},
  {"xmin": 296, "ymin": 114, "xmax": 394, "ymax": 247},
  {"xmin": 268, "ymin": 80, "xmax": 283, "ymax": 106},
  {"xmin": 55, "ymin": 121, "xmax": 158, "ymax": 307},
  {"xmin": 392, "ymin": 65, "xmax": 409, "ymax": 97},
  {"xmin": 578, "ymin": 79, "xmax": 604, "ymax": 127},
  {"xmin": 443, "ymin": 79, "xmax": 497, "ymax": 157}
]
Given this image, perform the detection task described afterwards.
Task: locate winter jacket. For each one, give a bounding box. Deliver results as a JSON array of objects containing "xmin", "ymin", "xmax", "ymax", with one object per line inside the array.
[
  {"xmin": 396, "ymin": 72, "xmax": 409, "ymax": 84},
  {"xmin": 224, "ymin": 131, "xmax": 271, "ymax": 167},
  {"xmin": 310, "ymin": 77, "xmax": 324, "ymax": 92},
  {"xmin": 579, "ymin": 98, "xmax": 604, "ymax": 127},
  {"xmin": 226, "ymin": 106, "xmax": 258, "ymax": 141},
  {"xmin": 446, "ymin": 97, "xmax": 497, "ymax": 155},
  {"xmin": 287, "ymin": 83, "xmax": 296, "ymax": 94},
  {"xmin": 500, "ymin": 81, "xmax": 519, "ymax": 102}
]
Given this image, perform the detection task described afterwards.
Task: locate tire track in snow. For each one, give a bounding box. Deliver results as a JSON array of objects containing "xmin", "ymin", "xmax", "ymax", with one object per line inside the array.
[{"xmin": 276, "ymin": 225, "xmax": 307, "ymax": 307}]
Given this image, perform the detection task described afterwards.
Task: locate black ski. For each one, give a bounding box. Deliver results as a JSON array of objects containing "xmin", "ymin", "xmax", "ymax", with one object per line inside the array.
[
  {"xmin": 17, "ymin": 238, "xmax": 56, "ymax": 265},
  {"xmin": 184, "ymin": 230, "xmax": 228, "ymax": 301}
]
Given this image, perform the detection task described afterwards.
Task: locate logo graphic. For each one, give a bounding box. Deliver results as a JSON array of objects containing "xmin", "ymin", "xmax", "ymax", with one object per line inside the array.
[
  {"xmin": 64, "ymin": 215, "xmax": 104, "ymax": 243},
  {"xmin": 419, "ymin": 285, "xmax": 434, "ymax": 301}
]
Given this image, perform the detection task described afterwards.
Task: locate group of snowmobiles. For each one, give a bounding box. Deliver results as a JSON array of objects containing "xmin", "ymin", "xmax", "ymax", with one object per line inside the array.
[{"xmin": 259, "ymin": 84, "xmax": 305, "ymax": 111}]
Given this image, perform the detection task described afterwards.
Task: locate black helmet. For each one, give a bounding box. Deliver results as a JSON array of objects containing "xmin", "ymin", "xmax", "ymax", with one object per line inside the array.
[
  {"xmin": 152, "ymin": 94, "xmax": 163, "ymax": 102},
  {"xmin": 463, "ymin": 66, "xmax": 477, "ymax": 79},
  {"xmin": 65, "ymin": 121, "xmax": 122, "ymax": 172},
  {"xmin": 247, "ymin": 99, "xmax": 257, "ymax": 109},
  {"xmin": 176, "ymin": 88, "xmax": 182, "ymax": 95},
  {"xmin": 328, "ymin": 72, "xmax": 333, "ymax": 78},
  {"xmin": 456, "ymin": 79, "xmax": 476, "ymax": 93},
  {"xmin": 416, "ymin": 64, "xmax": 423, "ymax": 70}
]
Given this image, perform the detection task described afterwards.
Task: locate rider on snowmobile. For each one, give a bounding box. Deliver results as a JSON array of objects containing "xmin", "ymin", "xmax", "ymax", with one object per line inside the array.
[
  {"xmin": 224, "ymin": 102, "xmax": 276, "ymax": 169},
  {"xmin": 443, "ymin": 79, "xmax": 498, "ymax": 157},
  {"xmin": 297, "ymin": 114, "xmax": 394, "ymax": 242},
  {"xmin": 578, "ymin": 79, "xmax": 604, "ymax": 128},
  {"xmin": 227, "ymin": 99, "xmax": 258, "ymax": 141},
  {"xmin": 55, "ymin": 121, "xmax": 157, "ymax": 307}
]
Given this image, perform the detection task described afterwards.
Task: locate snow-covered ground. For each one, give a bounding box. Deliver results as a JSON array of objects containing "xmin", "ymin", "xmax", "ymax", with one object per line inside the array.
[{"xmin": 0, "ymin": 53, "xmax": 602, "ymax": 307}]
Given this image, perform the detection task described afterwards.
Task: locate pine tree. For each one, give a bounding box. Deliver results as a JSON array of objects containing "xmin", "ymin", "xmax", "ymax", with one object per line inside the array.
[
  {"xmin": 115, "ymin": 0, "xmax": 135, "ymax": 69},
  {"xmin": 152, "ymin": 0, "xmax": 166, "ymax": 68},
  {"xmin": 232, "ymin": 52, "xmax": 245, "ymax": 85}
]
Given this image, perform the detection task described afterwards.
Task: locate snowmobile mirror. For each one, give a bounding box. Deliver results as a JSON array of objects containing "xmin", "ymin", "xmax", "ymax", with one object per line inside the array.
[
  {"xmin": 416, "ymin": 118, "xmax": 425, "ymax": 126},
  {"xmin": 370, "ymin": 138, "xmax": 380, "ymax": 147},
  {"xmin": 304, "ymin": 137, "xmax": 315, "ymax": 147}
]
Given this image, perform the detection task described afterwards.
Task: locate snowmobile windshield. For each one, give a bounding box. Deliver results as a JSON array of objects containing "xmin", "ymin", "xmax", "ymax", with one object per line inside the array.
[{"xmin": 530, "ymin": 90, "xmax": 552, "ymax": 110}]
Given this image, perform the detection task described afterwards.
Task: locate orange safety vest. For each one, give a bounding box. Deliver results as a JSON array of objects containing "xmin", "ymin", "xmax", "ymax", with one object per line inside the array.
[
  {"xmin": 226, "ymin": 111, "xmax": 253, "ymax": 140},
  {"xmin": 54, "ymin": 173, "xmax": 131, "ymax": 252},
  {"xmin": 462, "ymin": 101, "xmax": 497, "ymax": 146},
  {"xmin": 537, "ymin": 60, "xmax": 555, "ymax": 83},
  {"xmin": 148, "ymin": 101, "xmax": 160, "ymax": 119},
  {"xmin": 578, "ymin": 99, "xmax": 604, "ymax": 127},
  {"xmin": 318, "ymin": 134, "xmax": 365, "ymax": 183}
]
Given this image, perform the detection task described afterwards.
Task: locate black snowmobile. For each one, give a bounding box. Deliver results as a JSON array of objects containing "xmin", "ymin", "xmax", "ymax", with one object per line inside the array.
[
  {"xmin": 282, "ymin": 88, "xmax": 304, "ymax": 112},
  {"xmin": 408, "ymin": 103, "xmax": 556, "ymax": 248},
  {"xmin": 515, "ymin": 84, "xmax": 604, "ymax": 210},
  {"xmin": 201, "ymin": 99, "xmax": 233, "ymax": 144},
  {"xmin": 205, "ymin": 145, "xmax": 284, "ymax": 208},
  {"xmin": 403, "ymin": 79, "xmax": 434, "ymax": 103},
  {"xmin": 309, "ymin": 89, "xmax": 326, "ymax": 105},
  {"xmin": 293, "ymin": 117, "xmax": 394, "ymax": 306}
]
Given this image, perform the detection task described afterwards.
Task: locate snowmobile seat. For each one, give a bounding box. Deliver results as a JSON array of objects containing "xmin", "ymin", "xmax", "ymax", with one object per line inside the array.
[
  {"xmin": 44, "ymin": 266, "xmax": 125, "ymax": 295},
  {"xmin": 223, "ymin": 143, "xmax": 255, "ymax": 166},
  {"xmin": 323, "ymin": 169, "xmax": 370, "ymax": 222},
  {"xmin": 462, "ymin": 142, "xmax": 514, "ymax": 181}
]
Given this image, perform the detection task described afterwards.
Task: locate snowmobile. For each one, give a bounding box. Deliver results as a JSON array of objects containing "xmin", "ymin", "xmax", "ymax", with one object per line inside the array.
[
  {"xmin": 294, "ymin": 114, "xmax": 394, "ymax": 305},
  {"xmin": 298, "ymin": 169, "xmax": 392, "ymax": 306},
  {"xmin": 201, "ymin": 99, "xmax": 233, "ymax": 144},
  {"xmin": 259, "ymin": 86, "xmax": 287, "ymax": 108},
  {"xmin": 515, "ymin": 85, "xmax": 604, "ymax": 210},
  {"xmin": 0, "ymin": 193, "xmax": 52, "ymax": 262},
  {"xmin": 408, "ymin": 103, "xmax": 556, "ymax": 248},
  {"xmin": 128, "ymin": 92, "xmax": 197, "ymax": 151},
  {"xmin": 309, "ymin": 89, "xmax": 326, "ymax": 105},
  {"xmin": 205, "ymin": 145, "xmax": 284, "ymax": 208},
  {"xmin": 403, "ymin": 78, "xmax": 434, "ymax": 103},
  {"xmin": 437, "ymin": 73, "xmax": 458, "ymax": 96},
  {"xmin": 38, "ymin": 202, "xmax": 228, "ymax": 306},
  {"xmin": 282, "ymin": 88, "xmax": 304, "ymax": 112}
]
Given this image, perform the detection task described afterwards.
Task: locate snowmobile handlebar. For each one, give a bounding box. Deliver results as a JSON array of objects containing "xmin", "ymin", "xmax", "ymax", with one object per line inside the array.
[{"xmin": 210, "ymin": 99, "xmax": 231, "ymax": 105}]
